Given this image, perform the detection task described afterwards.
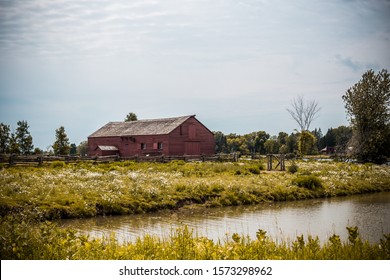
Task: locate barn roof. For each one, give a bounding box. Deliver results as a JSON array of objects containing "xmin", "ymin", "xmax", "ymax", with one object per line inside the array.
[
  {"xmin": 89, "ymin": 115, "xmax": 195, "ymax": 138},
  {"xmin": 96, "ymin": 145, "xmax": 119, "ymax": 151}
]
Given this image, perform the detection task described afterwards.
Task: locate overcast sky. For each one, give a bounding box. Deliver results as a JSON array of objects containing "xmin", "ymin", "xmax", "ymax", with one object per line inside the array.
[{"xmin": 1, "ymin": 0, "xmax": 389, "ymax": 150}]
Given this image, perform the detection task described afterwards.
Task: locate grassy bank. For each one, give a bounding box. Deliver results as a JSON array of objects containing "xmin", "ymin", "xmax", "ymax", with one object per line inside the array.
[
  {"xmin": 1, "ymin": 160, "xmax": 389, "ymax": 219},
  {"xmin": 1, "ymin": 214, "xmax": 389, "ymax": 260}
]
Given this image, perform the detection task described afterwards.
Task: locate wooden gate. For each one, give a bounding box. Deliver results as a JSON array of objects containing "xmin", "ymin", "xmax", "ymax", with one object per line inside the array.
[{"xmin": 267, "ymin": 154, "xmax": 285, "ymax": 171}]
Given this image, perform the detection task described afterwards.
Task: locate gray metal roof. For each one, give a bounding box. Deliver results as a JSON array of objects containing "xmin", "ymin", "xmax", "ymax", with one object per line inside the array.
[{"xmin": 89, "ymin": 115, "xmax": 194, "ymax": 138}]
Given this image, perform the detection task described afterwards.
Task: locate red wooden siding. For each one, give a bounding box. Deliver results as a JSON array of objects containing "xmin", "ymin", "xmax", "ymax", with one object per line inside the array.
[
  {"xmin": 88, "ymin": 115, "xmax": 215, "ymax": 157},
  {"xmin": 185, "ymin": 142, "xmax": 200, "ymax": 155}
]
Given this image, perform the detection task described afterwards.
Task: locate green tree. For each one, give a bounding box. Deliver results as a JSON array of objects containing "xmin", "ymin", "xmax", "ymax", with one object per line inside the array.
[
  {"xmin": 342, "ymin": 69, "xmax": 390, "ymax": 163},
  {"xmin": 15, "ymin": 121, "xmax": 34, "ymax": 154},
  {"xmin": 264, "ymin": 138, "xmax": 279, "ymax": 154},
  {"xmin": 244, "ymin": 132, "xmax": 258, "ymax": 155},
  {"xmin": 254, "ymin": 131, "xmax": 270, "ymax": 154},
  {"xmin": 320, "ymin": 128, "xmax": 336, "ymax": 149},
  {"xmin": 9, "ymin": 133, "xmax": 20, "ymax": 154},
  {"xmin": 277, "ymin": 132, "xmax": 289, "ymax": 146},
  {"xmin": 70, "ymin": 143, "xmax": 77, "ymax": 155},
  {"xmin": 318, "ymin": 126, "xmax": 352, "ymax": 153},
  {"xmin": 276, "ymin": 132, "xmax": 289, "ymax": 154},
  {"xmin": 77, "ymin": 141, "xmax": 88, "ymax": 156},
  {"xmin": 244, "ymin": 132, "xmax": 267, "ymax": 155},
  {"xmin": 226, "ymin": 133, "xmax": 247, "ymax": 154},
  {"xmin": 214, "ymin": 131, "xmax": 228, "ymax": 153},
  {"xmin": 298, "ymin": 131, "xmax": 317, "ymax": 156},
  {"xmin": 0, "ymin": 123, "xmax": 10, "ymax": 153},
  {"xmin": 286, "ymin": 133, "xmax": 299, "ymax": 154},
  {"xmin": 312, "ymin": 128, "xmax": 323, "ymax": 151},
  {"xmin": 125, "ymin": 112, "xmax": 138, "ymax": 122},
  {"xmin": 33, "ymin": 147, "xmax": 43, "ymax": 155},
  {"xmin": 333, "ymin": 126, "xmax": 352, "ymax": 153},
  {"xmin": 52, "ymin": 126, "xmax": 70, "ymax": 155},
  {"xmin": 278, "ymin": 144, "xmax": 288, "ymax": 154}
]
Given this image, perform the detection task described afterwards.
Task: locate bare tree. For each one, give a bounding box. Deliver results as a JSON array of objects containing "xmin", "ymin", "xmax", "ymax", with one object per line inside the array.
[{"xmin": 287, "ymin": 95, "xmax": 321, "ymax": 131}]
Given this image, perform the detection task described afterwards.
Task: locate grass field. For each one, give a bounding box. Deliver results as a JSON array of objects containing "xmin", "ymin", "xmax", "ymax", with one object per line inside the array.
[{"xmin": 1, "ymin": 159, "xmax": 389, "ymax": 219}]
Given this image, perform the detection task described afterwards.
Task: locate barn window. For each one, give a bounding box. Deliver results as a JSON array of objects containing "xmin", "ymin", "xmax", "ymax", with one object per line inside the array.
[
  {"xmin": 158, "ymin": 142, "xmax": 163, "ymax": 150},
  {"xmin": 141, "ymin": 143, "xmax": 146, "ymax": 150}
]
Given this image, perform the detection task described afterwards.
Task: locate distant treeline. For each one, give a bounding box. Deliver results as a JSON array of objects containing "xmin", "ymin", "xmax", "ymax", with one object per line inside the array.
[
  {"xmin": 0, "ymin": 121, "xmax": 87, "ymax": 156},
  {"xmin": 0, "ymin": 120, "xmax": 351, "ymax": 157},
  {"xmin": 214, "ymin": 126, "xmax": 352, "ymax": 156}
]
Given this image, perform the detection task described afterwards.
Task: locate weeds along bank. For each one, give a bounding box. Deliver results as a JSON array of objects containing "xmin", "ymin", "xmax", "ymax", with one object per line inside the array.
[
  {"xmin": 0, "ymin": 160, "xmax": 389, "ymax": 219},
  {"xmin": 2, "ymin": 216, "xmax": 389, "ymax": 261},
  {"xmin": 1, "ymin": 215, "xmax": 389, "ymax": 260}
]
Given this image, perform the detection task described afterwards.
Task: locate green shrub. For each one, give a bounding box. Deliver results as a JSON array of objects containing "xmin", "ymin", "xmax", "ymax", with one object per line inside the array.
[
  {"xmin": 288, "ymin": 162, "xmax": 299, "ymax": 173},
  {"xmin": 171, "ymin": 160, "xmax": 186, "ymax": 165},
  {"xmin": 122, "ymin": 161, "xmax": 136, "ymax": 168},
  {"xmin": 248, "ymin": 166, "xmax": 260, "ymax": 174},
  {"xmin": 234, "ymin": 170, "xmax": 242, "ymax": 175},
  {"xmin": 51, "ymin": 161, "xmax": 66, "ymax": 168},
  {"xmin": 247, "ymin": 163, "xmax": 264, "ymax": 174},
  {"xmin": 292, "ymin": 175, "xmax": 322, "ymax": 190}
]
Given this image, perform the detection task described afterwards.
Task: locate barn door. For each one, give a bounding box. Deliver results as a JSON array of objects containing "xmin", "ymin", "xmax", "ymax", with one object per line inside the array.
[{"xmin": 185, "ymin": 142, "xmax": 200, "ymax": 155}]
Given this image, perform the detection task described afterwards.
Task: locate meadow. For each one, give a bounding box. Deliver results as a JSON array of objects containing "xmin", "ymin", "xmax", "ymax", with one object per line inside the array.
[
  {"xmin": 1, "ymin": 159, "xmax": 389, "ymax": 219},
  {"xmin": 1, "ymin": 159, "xmax": 390, "ymax": 259}
]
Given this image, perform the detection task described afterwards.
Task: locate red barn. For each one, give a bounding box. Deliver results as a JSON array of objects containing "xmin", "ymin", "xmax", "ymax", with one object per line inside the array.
[{"xmin": 88, "ymin": 115, "xmax": 215, "ymax": 157}]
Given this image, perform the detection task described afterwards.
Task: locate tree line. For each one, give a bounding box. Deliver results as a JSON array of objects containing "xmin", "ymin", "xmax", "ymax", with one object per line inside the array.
[
  {"xmin": 0, "ymin": 119, "xmax": 350, "ymax": 158},
  {"xmin": 0, "ymin": 69, "xmax": 389, "ymax": 163},
  {"xmin": 0, "ymin": 122, "xmax": 87, "ymax": 156},
  {"xmin": 214, "ymin": 126, "xmax": 352, "ymax": 156}
]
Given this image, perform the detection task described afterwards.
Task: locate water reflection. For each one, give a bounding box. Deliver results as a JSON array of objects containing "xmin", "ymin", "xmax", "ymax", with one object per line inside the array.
[{"xmin": 60, "ymin": 192, "xmax": 390, "ymax": 244}]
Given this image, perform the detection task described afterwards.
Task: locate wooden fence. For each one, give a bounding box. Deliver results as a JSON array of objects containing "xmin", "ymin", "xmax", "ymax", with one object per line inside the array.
[
  {"xmin": 0, "ymin": 153, "xmax": 238, "ymax": 166},
  {"xmin": 266, "ymin": 154, "xmax": 286, "ymax": 171}
]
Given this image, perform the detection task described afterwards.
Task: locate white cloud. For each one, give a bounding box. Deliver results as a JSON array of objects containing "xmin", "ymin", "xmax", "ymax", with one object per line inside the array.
[{"xmin": 0, "ymin": 0, "xmax": 389, "ymax": 148}]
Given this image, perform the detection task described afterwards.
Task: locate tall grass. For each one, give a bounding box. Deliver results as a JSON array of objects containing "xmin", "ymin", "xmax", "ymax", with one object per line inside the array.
[
  {"xmin": 1, "ymin": 160, "xmax": 389, "ymax": 219},
  {"xmin": 1, "ymin": 213, "xmax": 388, "ymax": 260}
]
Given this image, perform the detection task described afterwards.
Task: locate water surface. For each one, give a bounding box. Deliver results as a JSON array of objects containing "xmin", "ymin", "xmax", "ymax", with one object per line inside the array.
[{"xmin": 61, "ymin": 192, "xmax": 390, "ymax": 243}]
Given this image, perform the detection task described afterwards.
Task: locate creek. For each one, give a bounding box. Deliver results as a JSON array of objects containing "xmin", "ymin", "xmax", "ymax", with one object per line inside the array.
[{"xmin": 60, "ymin": 192, "xmax": 390, "ymax": 244}]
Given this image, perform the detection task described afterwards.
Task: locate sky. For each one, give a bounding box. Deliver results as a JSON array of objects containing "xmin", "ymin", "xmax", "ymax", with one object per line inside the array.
[{"xmin": 0, "ymin": 0, "xmax": 389, "ymax": 150}]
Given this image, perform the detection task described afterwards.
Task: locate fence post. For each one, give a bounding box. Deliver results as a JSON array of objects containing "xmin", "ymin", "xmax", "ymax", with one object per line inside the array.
[
  {"xmin": 9, "ymin": 154, "xmax": 14, "ymax": 166},
  {"xmin": 38, "ymin": 156, "xmax": 43, "ymax": 166},
  {"xmin": 267, "ymin": 154, "xmax": 272, "ymax": 171}
]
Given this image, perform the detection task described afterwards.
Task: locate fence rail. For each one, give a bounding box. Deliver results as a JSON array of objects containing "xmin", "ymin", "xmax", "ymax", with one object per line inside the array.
[{"xmin": 0, "ymin": 153, "xmax": 239, "ymax": 166}]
